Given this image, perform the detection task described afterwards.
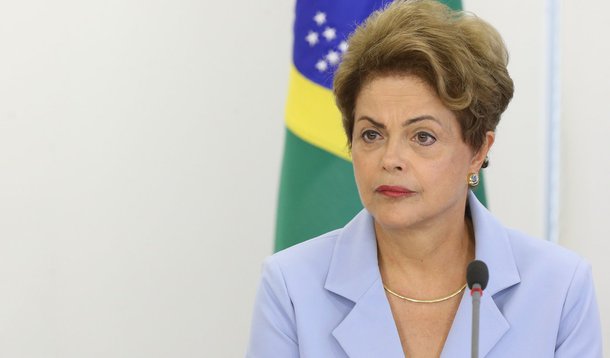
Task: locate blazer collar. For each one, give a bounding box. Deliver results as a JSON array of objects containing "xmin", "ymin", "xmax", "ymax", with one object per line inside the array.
[
  {"xmin": 324, "ymin": 191, "xmax": 521, "ymax": 357},
  {"xmin": 442, "ymin": 191, "xmax": 521, "ymax": 357},
  {"xmin": 468, "ymin": 191, "xmax": 521, "ymax": 297},
  {"xmin": 325, "ymin": 209, "xmax": 404, "ymax": 357},
  {"xmin": 324, "ymin": 209, "xmax": 379, "ymax": 303}
]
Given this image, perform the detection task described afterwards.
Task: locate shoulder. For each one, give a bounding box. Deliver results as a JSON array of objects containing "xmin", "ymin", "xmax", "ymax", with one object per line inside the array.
[
  {"xmin": 247, "ymin": 230, "xmax": 344, "ymax": 357},
  {"xmin": 499, "ymin": 227, "xmax": 597, "ymax": 326},
  {"xmin": 273, "ymin": 228, "xmax": 341, "ymax": 263},
  {"xmin": 261, "ymin": 228, "xmax": 341, "ymax": 287},
  {"xmin": 502, "ymin": 229, "xmax": 601, "ymax": 354},
  {"xmin": 506, "ymin": 227, "xmax": 581, "ymax": 265},
  {"xmin": 468, "ymin": 191, "xmax": 586, "ymax": 286},
  {"xmin": 505, "ymin": 227, "xmax": 585, "ymax": 281}
]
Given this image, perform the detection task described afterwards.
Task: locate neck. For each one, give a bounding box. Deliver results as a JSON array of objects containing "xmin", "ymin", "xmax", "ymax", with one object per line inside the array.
[{"xmin": 376, "ymin": 208, "xmax": 475, "ymax": 297}]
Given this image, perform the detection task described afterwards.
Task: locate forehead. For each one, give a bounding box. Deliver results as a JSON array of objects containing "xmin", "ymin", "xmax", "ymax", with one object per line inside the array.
[{"xmin": 355, "ymin": 74, "xmax": 455, "ymax": 123}]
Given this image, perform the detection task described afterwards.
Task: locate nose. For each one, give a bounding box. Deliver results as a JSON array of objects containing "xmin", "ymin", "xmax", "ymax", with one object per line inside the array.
[{"xmin": 381, "ymin": 139, "xmax": 406, "ymax": 172}]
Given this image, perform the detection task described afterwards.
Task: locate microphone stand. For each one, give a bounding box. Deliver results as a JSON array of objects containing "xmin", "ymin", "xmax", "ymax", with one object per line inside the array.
[{"xmin": 471, "ymin": 283, "xmax": 483, "ymax": 358}]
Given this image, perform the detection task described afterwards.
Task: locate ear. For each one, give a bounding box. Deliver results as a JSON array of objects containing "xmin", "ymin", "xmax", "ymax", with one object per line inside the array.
[{"xmin": 469, "ymin": 131, "xmax": 495, "ymax": 172}]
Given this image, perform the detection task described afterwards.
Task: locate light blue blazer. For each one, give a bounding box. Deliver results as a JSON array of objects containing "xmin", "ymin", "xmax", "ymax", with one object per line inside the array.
[{"xmin": 247, "ymin": 192, "xmax": 602, "ymax": 357}]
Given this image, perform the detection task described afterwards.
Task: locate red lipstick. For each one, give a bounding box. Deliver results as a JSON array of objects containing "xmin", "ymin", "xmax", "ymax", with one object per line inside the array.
[{"xmin": 375, "ymin": 185, "xmax": 415, "ymax": 198}]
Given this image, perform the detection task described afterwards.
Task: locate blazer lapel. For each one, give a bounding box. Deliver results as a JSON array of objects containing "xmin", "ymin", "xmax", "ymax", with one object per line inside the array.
[
  {"xmin": 324, "ymin": 210, "xmax": 404, "ymax": 358},
  {"xmin": 441, "ymin": 288, "xmax": 511, "ymax": 358},
  {"xmin": 332, "ymin": 278, "xmax": 405, "ymax": 357},
  {"xmin": 443, "ymin": 192, "xmax": 521, "ymax": 357}
]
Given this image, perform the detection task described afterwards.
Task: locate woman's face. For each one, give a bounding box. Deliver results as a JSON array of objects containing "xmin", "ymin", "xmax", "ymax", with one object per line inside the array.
[{"xmin": 351, "ymin": 74, "xmax": 492, "ymax": 232}]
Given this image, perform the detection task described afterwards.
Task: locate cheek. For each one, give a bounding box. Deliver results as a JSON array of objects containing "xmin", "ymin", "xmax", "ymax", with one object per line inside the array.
[
  {"xmin": 351, "ymin": 154, "xmax": 369, "ymax": 185},
  {"xmin": 444, "ymin": 151, "xmax": 473, "ymax": 182},
  {"xmin": 351, "ymin": 150, "xmax": 380, "ymax": 196},
  {"xmin": 351, "ymin": 158, "xmax": 371, "ymax": 205},
  {"xmin": 423, "ymin": 153, "xmax": 469, "ymax": 186}
]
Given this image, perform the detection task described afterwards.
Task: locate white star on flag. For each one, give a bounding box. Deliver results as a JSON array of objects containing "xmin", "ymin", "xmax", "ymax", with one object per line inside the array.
[
  {"xmin": 313, "ymin": 11, "xmax": 326, "ymax": 26},
  {"xmin": 305, "ymin": 31, "xmax": 319, "ymax": 46},
  {"xmin": 315, "ymin": 60, "xmax": 329, "ymax": 72},
  {"xmin": 338, "ymin": 41, "xmax": 348, "ymax": 53},
  {"xmin": 322, "ymin": 27, "xmax": 337, "ymax": 41},
  {"xmin": 326, "ymin": 50, "xmax": 340, "ymax": 65}
]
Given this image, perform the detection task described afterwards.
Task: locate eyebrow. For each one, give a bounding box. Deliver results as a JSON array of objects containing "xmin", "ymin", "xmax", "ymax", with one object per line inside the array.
[{"xmin": 356, "ymin": 115, "xmax": 439, "ymax": 128}]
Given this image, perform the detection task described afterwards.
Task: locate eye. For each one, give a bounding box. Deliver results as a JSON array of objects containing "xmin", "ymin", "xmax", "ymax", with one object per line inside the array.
[
  {"xmin": 362, "ymin": 129, "xmax": 382, "ymax": 143},
  {"xmin": 413, "ymin": 131, "xmax": 436, "ymax": 146}
]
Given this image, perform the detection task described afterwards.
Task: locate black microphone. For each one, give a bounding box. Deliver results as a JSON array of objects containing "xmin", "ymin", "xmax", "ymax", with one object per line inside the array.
[{"xmin": 467, "ymin": 260, "xmax": 489, "ymax": 358}]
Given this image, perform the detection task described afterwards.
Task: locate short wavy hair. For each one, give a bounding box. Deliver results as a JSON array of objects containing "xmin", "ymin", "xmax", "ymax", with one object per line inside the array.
[{"xmin": 333, "ymin": 0, "xmax": 514, "ymax": 151}]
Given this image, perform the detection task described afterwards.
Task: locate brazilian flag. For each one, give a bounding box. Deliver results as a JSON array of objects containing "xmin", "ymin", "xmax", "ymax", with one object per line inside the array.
[{"xmin": 275, "ymin": 0, "xmax": 484, "ymax": 252}]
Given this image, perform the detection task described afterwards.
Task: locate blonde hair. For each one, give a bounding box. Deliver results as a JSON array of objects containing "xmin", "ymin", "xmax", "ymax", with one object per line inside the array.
[{"xmin": 333, "ymin": 0, "xmax": 514, "ymax": 150}]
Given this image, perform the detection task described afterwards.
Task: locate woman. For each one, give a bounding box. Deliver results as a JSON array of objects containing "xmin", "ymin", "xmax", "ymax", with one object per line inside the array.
[{"xmin": 247, "ymin": 1, "xmax": 602, "ymax": 357}]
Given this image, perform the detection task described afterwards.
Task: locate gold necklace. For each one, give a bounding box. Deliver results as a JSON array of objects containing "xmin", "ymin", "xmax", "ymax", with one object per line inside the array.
[{"xmin": 383, "ymin": 283, "xmax": 467, "ymax": 303}]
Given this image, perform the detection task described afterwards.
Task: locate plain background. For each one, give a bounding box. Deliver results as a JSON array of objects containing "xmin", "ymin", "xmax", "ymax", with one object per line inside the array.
[{"xmin": 0, "ymin": 0, "xmax": 607, "ymax": 356}]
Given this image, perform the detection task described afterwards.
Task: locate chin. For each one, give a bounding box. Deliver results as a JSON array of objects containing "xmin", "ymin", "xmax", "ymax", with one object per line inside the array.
[{"xmin": 369, "ymin": 208, "xmax": 422, "ymax": 231}]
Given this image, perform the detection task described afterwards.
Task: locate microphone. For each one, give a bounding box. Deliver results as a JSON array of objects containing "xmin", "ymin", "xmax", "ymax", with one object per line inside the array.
[{"xmin": 467, "ymin": 260, "xmax": 489, "ymax": 358}]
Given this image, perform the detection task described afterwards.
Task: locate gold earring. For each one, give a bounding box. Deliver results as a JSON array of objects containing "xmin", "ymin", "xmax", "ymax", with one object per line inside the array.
[{"xmin": 468, "ymin": 173, "xmax": 480, "ymax": 187}]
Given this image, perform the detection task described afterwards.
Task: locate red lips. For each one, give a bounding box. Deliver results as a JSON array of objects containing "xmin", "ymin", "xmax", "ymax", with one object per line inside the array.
[{"xmin": 375, "ymin": 185, "xmax": 415, "ymax": 198}]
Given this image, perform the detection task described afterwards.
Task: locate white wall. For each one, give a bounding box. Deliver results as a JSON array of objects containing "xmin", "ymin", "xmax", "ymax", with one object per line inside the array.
[
  {"xmin": 0, "ymin": 0, "xmax": 606, "ymax": 357},
  {"xmin": 0, "ymin": 0, "xmax": 291, "ymax": 356},
  {"xmin": 559, "ymin": 0, "xmax": 610, "ymax": 353}
]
